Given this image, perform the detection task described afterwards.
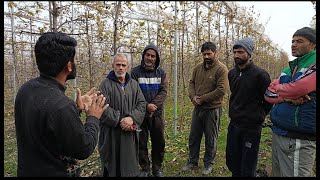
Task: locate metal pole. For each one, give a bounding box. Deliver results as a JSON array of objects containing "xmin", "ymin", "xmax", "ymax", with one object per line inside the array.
[
  {"xmin": 173, "ymin": 1, "xmax": 178, "ymax": 136},
  {"xmin": 10, "ymin": 1, "xmax": 17, "ymax": 103},
  {"xmin": 71, "ymin": 1, "xmax": 77, "ymax": 100}
]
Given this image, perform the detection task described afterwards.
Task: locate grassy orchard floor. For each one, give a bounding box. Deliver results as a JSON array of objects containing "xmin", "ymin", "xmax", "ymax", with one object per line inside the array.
[{"xmin": 4, "ymin": 97, "xmax": 314, "ymax": 177}]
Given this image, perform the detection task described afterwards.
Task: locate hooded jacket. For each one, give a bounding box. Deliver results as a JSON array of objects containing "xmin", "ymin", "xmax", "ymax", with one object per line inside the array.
[
  {"xmin": 98, "ymin": 71, "xmax": 147, "ymax": 176},
  {"xmin": 131, "ymin": 44, "xmax": 168, "ymax": 117}
]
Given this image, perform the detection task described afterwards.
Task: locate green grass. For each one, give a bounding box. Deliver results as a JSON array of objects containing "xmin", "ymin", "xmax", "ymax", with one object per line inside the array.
[
  {"xmin": 4, "ymin": 95, "xmax": 314, "ymax": 177},
  {"xmin": 4, "ymin": 103, "xmax": 17, "ymax": 177}
]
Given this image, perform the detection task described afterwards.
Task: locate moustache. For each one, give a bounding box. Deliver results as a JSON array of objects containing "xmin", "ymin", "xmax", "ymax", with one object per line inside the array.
[
  {"xmin": 145, "ymin": 60, "xmax": 154, "ymax": 66},
  {"xmin": 204, "ymin": 59, "xmax": 213, "ymax": 64}
]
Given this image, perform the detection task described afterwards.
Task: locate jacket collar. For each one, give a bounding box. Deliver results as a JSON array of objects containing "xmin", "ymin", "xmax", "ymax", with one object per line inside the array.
[
  {"xmin": 289, "ymin": 50, "xmax": 316, "ymax": 70},
  {"xmin": 107, "ymin": 70, "xmax": 131, "ymax": 86},
  {"xmin": 39, "ymin": 73, "xmax": 67, "ymax": 92},
  {"xmin": 235, "ymin": 60, "xmax": 254, "ymax": 72},
  {"xmin": 202, "ymin": 58, "xmax": 218, "ymax": 70}
]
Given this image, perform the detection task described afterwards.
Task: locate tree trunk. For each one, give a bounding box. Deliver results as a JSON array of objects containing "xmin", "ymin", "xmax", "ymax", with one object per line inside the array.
[
  {"xmin": 30, "ymin": 18, "xmax": 36, "ymax": 77},
  {"xmin": 180, "ymin": 1, "xmax": 186, "ymax": 122},
  {"xmin": 52, "ymin": 1, "xmax": 58, "ymax": 32},
  {"xmin": 113, "ymin": 1, "xmax": 121, "ymax": 55},
  {"xmin": 49, "ymin": 1, "xmax": 52, "ymax": 31},
  {"xmin": 224, "ymin": 14, "xmax": 230, "ymax": 69},
  {"xmin": 10, "ymin": 3, "xmax": 17, "ymax": 103},
  {"xmin": 217, "ymin": 3, "xmax": 222, "ymax": 49},
  {"xmin": 85, "ymin": 10, "xmax": 93, "ymax": 88},
  {"xmin": 195, "ymin": 1, "xmax": 200, "ymax": 66}
]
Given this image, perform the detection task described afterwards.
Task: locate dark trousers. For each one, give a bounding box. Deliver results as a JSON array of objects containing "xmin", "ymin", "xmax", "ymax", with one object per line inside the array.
[
  {"xmin": 226, "ymin": 123, "xmax": 261, "ymax": 177},
  {"xmin": 188, "ymin": 107, "xmax": 221, "ymax": 167},
  {"xmin": 139, "ymin": 115, "xmax": 165, "ymax": 172}
]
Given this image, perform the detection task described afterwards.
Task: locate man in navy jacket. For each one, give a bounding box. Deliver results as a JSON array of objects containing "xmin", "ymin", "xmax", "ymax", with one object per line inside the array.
[{"xmin": 131, "ymin": 43, "xmax": 168, "ymax": 177}]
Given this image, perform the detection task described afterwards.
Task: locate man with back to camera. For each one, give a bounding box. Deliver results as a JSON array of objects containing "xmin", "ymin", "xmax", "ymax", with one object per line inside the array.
[
  {"xmin": 264, "ymin": 27, "xmax": 316, "ymax": 177},
  {"xmin": 14, "ymin": 32, "xmax": 108, "ymax": 177}
]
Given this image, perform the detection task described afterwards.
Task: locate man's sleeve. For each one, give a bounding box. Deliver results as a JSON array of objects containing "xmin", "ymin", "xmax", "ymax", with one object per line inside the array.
[
  {"xmin": 274, "ymin": 71, "xmax": 316, "ymax": 99},
  {"xmin": 188, "ymin": 67, "xmax": 197, "ymax": 100},
  {"xmin": 151, "ymin": 72, "xmax": 168, "ymax": 107},
  {"xmin": 201, "ymin": 66, "xmax": 229, "ymax": 103},
  {"xmin": 259, "ymin": 71, "xmax": 273, "ymax": 114},
  {"xmin": 99, "ymin": 80, "xmax": 121, "ymax": 127},
  {"xmin": 130, "ymin": 82, "xmax": 147, "ymax": 127},
  {"xmin": 50, "ymin": 103, "xmax": 100, "ymax": 160},
  {"xmin": 265, "ymin": 67, "xmax": 316, "ymax": 104}
]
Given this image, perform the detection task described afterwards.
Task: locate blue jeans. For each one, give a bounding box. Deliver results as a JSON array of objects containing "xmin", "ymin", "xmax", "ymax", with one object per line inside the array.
[{"xmin": 226, "ymin": 123, "xmax": 262, "ymax": 177}]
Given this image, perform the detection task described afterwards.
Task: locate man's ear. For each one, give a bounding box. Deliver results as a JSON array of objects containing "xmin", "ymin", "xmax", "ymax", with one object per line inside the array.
[{"xmin": 66, "ymin": 61, "xmax": 72, "ymax": 72}]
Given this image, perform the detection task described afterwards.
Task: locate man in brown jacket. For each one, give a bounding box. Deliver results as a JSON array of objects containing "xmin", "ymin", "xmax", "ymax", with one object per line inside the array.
[{"xmin": 182, "ymin": 42, "xmax": 229, "ymax": 175}]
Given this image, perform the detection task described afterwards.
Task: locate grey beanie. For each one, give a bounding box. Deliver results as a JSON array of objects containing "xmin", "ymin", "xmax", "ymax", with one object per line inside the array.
[
  {"xmin": 233, "ymin": 37, "xmax": 255, "ymax": 57},
  {"xmin": 293, "ymin": 27, "xmax": 316, "ymax": 43}
]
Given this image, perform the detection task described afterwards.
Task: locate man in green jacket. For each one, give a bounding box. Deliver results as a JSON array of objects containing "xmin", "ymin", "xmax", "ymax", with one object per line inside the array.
[
  {"xmin": 265, "ymin": 27, "xmax": 316, "ymax": 177},
  {"xmin": 182, "ymin": 42, "xmax": 229, "ymax": 175},
  {"xmin": 98, "ymin": 53, "xmax": 147, "ymax": 177}
]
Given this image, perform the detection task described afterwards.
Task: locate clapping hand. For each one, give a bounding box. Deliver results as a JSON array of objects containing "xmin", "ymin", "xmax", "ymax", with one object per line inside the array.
[
  {"xmin": 76, "ymin": 87, "xmax": 100, "ymax": 111},
  {"xmin": 85, "ymin": 94, "xmax": 109, "ymax": 119}
]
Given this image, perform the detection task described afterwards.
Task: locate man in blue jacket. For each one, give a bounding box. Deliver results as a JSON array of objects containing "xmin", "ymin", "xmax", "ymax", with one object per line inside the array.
[
  {"xmin": 131, "ymin": 43, "xmax": 168, "ymax": 177},
  {"xmin": 265, "ymin": 27, "xmax": 316, "ymax": 177}
]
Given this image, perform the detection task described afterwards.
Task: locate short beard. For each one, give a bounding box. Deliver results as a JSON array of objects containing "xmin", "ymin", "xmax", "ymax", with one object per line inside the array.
[
  {"xmin": 235, "ymin": 58, "xmax": 248, "ymax": 66},
  {"xmin": 66, "ymin": 62, "xmax": 76, "ymax": 80},
  {"xmin": 144, "ymin": 60, "xmax": 155, "ymax": 71},
  {"xmin": 205, "ymin": 59, "xmax": 213, "ymax": 65},
  {"xmin": 204, "ymin": 58, "xmax": 214, "ymax": 69},
  {"xmin": 115, "ymin": 71, "xmax": 126, "ymax": 79}
]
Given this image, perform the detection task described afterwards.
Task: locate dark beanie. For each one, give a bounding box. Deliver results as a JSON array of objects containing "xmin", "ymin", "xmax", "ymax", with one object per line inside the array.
[
  {"xmin": 293, "ymin": 27, "xmax": 316, "ymax": 43},
  {"xmin": 233, "ymin": 37, "xmax": 255, "ymax": 57}
]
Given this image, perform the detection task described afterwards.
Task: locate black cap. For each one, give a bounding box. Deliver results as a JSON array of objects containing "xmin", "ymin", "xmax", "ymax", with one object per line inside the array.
[{"xmin": 293, "ymin": 27, "xmax": 316, "ymax": 43}]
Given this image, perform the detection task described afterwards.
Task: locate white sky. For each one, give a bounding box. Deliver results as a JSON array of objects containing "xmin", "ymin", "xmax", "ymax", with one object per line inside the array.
[{"xmin": 236, "ymin": 1, "xmax": 315, "ymax": 61}]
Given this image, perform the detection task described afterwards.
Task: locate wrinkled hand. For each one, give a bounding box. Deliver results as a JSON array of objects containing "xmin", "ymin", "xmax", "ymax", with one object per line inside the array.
[
  {"xmin": 85, "ymin": 94, "xmax": 109, "ymax": 119},
  {"xmin": 120, "ymin": 116, "xmax": 135, "ymax": 131},
  {"xmin": 284, "ymin": 94, "xmax": 311, "ymax": 106},
  {"xmin": 76, "ymin": 87, "xmax": 100, "ymax": 111},
  {"xmin": 191, "ymin": 96, "xmax": 201, "ymax": 106},
  {"xmin": 147, "ymin": 103, "xmax": 158, "ymax": 113}
]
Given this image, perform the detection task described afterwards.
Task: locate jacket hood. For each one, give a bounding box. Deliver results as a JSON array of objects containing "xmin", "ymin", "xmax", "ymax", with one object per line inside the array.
[
  {"xmin": 141, "ymin": 43, "xmax": 161, "ymax": 69},
  {"xmin": 107, "ymin": 70, "xmax": 131, "ymax": 85}
]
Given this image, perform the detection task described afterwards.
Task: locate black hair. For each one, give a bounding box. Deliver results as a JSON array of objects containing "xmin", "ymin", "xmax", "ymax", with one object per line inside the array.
[
  {"xmin": 233, "ymin": 45, "xmax": 242, "ymax": 50},
  {"xmin": 35, "ymin": 32, "xmax": 77, "ymax": 77},
  {"xmin": 201, "ymin": 42, "xmax": 217, "ymax": 53}
]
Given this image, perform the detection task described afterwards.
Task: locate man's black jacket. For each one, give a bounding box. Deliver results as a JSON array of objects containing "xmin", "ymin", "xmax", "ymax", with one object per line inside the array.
[
  {"xmin": 228, "ymin": 61, "xmax": 273, "ymax": 129},
  {"xmin": 14, "ymin": 74, "xmax": 100, "ymax": 177}
]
